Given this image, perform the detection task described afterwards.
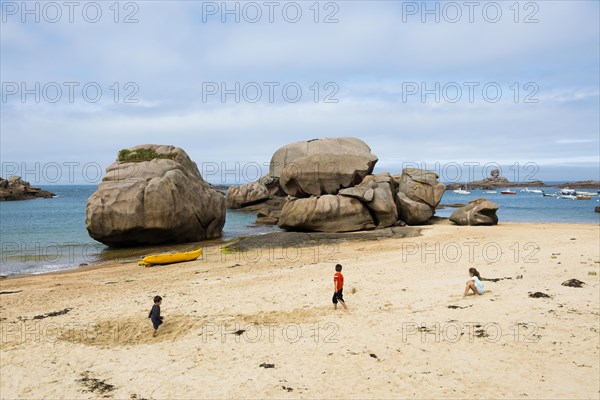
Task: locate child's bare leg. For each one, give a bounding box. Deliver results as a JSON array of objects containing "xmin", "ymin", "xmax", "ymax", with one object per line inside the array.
[
  {"xmin": 333, "ymin": 303, "xmax": 337, "ymax": 310},
  {"xmin": 340, "ymin": 300, "xmax": 348, "ymax": 310},
  {"xmin": 464, "ymin": 282, "xmax": 477, "ymax": 296},
  {"xmin": 153, "ymin": 329, "xmax": 157, "ymax": 337}
]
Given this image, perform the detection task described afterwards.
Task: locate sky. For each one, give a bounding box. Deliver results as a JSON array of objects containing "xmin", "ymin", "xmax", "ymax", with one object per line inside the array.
[{"xmin": 1, "ymin": 0, "xmax": 599, "ymax": 184}]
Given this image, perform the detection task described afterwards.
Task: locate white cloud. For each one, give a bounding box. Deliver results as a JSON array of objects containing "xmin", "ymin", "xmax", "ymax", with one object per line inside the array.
[{"xmin": 1, "ymin": 0, "xmax": 599, "ymax": 182}]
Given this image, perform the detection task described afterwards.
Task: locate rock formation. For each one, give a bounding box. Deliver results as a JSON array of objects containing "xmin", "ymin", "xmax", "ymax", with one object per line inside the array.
[
  {"xmin": 226, "ymin": 138, "xmax": 499, "ymax": 231},
  {"xmin": 446, "ymin": 169, "xmax": 546, "ymax": 190},
  {"xmin": 0, "ymin": 176, "xmax": 55, "ymax": 201},
  {"xmin": 277, "ymin": 194, "xmax": 376, "ymax": 232},
  {"xmin": 279, "ymin": 153, "xmax": 377, "ymax": 197},
  {"xmin": 395, "ymin": 168, "xmax": 445, "ymax": 225},
  {"xmin": 86, "ymin": 144, "xmax": 226, "ymax": 247},
  {"xmin": 449, "ymin": 198, "xmax": 499, "ymax": 226},
  {"xmin": 269, "ymin": 137, "xmax": 373, "ymax": 178},
  {"xmin": 226, "ymin": 181, "xmax": 270, "ymax": 209}
]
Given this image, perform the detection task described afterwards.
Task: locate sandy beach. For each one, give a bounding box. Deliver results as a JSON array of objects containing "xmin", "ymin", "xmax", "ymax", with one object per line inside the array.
[{"xmin": 1, "ymin": 222, "xmax": 598, "ymax": 399}]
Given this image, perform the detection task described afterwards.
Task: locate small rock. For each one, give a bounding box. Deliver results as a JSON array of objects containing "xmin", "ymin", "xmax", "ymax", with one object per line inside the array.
[
  {"xmin": 529, "ymin": 292, "xmax": 551, "ymax": 298},
  {"xmin": 588, "ymin": 271, "xmax": 597, "ymax": 276},
  {"xmin": 516, "ymin": 275, "xmax": 523, "ymax": 279},
  {"xmin": 259, "ymin": 363, "xmax": 275, "ymax": 369},
  {"xmin": 370, "ymin": 353, "xmax": 378, "ymax": 359},
  {"xmin": 561, "ymin": 279, "xmax": 585, "ymax": 288}
]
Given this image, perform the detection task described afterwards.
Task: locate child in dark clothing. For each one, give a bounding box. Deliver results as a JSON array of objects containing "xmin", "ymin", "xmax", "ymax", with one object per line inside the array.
[{"xmin": 148, "ymin": 295, "xmax": 163, "ymax": 337}]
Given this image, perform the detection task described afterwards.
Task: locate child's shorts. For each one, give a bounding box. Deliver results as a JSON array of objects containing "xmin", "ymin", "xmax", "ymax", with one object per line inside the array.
[
  {"xmin": 151, "ymin": 318, "xmax": 163, "ymax": 330},
  {"xmin": 332, "ymin": 289, "xmax": 344, "ymax": 304}
]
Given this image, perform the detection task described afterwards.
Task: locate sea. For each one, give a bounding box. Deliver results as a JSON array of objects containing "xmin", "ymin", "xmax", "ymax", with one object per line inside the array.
[{"xmin": 1, "ymin": 184, "xmax": 598, "ymax": 277}]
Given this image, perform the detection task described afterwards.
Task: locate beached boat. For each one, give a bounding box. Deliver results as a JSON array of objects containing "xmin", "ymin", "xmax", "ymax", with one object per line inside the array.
[
  {"xmin": 138, "ymin": 248, "xmax": 202, "ymax": 267},
  {"xmin": 501, "ymin": 189, "xmax": 516, "ymax": 195}
]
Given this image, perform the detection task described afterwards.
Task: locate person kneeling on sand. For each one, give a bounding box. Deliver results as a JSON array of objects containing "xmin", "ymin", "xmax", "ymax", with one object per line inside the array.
[
  {"xmin": 148, "ymin": 295, "xmax": 164, "ymax": 337},
  {"xmin": 332, "ymin": 264, "xmax": 348, "ymax": 310},
  {"xmin": 464, "ymin": 268, "xmax": 484, "ymax": 296}
]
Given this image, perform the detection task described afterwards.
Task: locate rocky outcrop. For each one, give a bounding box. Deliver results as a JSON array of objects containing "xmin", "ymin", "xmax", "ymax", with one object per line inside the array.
[
  {"xmin": 556, "ymin": 181, "xmax": 600, "ymax": 189},
  {"xmin": 396, "ymin": 192, "xmax": 435, "ymax": 225},
  {"xmin": 280, "ymin": 153, "xmax": 377, "ymax": 197},
  {"xmin": 0, "ymin": 176, "xmax": 55, "ymax": 201},
  {"xmin": 354, "ymin": 173, "xmax": 399, "ymax": 228},
  {"xmin": 226, "ymin": 182, "xmax": 270, "ymax": 209},
  {"xmin": 258, "ymin": 175, "xmax": 286, "ymax": 197},
  {"xmin": 225, "ymin": 175, "xmax": 285, "ymax": 210},
  {"xmin": 269, "ymin": 137, "xmax": 373, "ymax": 178},
  {"xmin": 449, "ymin": 198, "xmax": 499, "ymax": 226},
  {"xmin": 277, "ymin": 195, "xmax": 376, "ymax": 232},
  {"xmin": 446, "ymin": 169, "xmax": 546, "ymax": 190},
  {"xmin": 338, "ymin": 186, "xmax": 374, "ymax": 202},
  {"xmin": 256, "ymin": 208, "xmax": 281, "ymax": 225},
  {"xmin": 86, "ymin": 144, "xmax": 226, "ymax": 247},
  {"xmin": 395, "ymin": 168, "xmax": 445, "ymax": 225}
]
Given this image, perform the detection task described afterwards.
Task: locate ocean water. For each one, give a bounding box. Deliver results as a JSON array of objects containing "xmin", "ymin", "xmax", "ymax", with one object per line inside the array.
[
  {"xmin": 0, "ymin": 185, "xmax": 281, "ymax": 277},
  {"xmin": 436, "ymin": 188, "xmax": 600, "ymax": 223},
  {"xmin": 0, "ymin": 185, "xmax": 598, "ymax": 277}
]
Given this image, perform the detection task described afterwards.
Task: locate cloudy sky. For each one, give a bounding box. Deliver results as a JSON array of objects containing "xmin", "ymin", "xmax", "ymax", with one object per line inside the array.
[{"xmin": 1, "ymin": 0, "xmax": 599, "ymax": 184}]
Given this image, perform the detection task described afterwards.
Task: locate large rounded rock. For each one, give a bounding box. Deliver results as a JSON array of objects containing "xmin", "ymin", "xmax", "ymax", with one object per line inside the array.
[
  {"xmin": 86, "ymin": 145, "xmax": 225, "ymax": 247},
  {"xmin": 226, "ymin": 182, "xmax": 270, "ymax": 209},
  {"xmin": 280, "ymin": 153, "xmax": 377, "ymax": 197},
  {"xmin": 397, "ymin": 192, "xmax": 434, "ymax": 225},
  {"xmin": 395, "ymin": 168, "xmax": 445, "ymax": 225},
  {"xmin": 270, "ymin": 137, "xmax": 374, "ymax": 178},
  {"xmin": 450, "ymin": 198, "xmax": 499, "ymax": 226},
  {"xmin": 277, "ymin": 195, "xmax": 375, "ymax": 232}
]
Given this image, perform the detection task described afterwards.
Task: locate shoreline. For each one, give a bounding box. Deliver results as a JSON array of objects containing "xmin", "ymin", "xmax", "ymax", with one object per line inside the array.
[{"xmin": 2, "ymin": 221, "xmax": 598, "ymax": 281}]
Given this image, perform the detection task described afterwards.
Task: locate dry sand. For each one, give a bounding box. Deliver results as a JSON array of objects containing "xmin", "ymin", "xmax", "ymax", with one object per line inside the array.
[{"xmin": 0, "ymin": 222, "xmax": 598, "ymax": 399}]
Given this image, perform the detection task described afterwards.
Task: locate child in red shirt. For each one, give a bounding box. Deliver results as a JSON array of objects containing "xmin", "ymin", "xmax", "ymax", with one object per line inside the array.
[{"xmin": 332, "ymin": 264, "xmax": 348, "ymax": 310}]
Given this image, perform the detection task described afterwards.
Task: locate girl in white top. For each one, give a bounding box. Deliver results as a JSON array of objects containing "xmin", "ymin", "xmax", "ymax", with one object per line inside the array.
[{"xmin": 464, "ymin": 267, "xmax": 484, "ymax": 296}]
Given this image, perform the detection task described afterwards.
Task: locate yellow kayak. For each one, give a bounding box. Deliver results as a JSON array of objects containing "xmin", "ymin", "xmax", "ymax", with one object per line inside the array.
[{"xmin": 138, "ymin": 248, "xmax": 202, "ymax": 267}]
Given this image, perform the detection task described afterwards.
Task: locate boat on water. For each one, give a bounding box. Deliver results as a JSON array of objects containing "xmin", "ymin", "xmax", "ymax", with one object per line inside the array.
[
  {"xmin": 560, "ymin": 188, "xmax": 577, "ymax": 195},
  {"xmin": 576, "ymin": 195, "xmax": 592, "ymax": 200},
  {"xmin": 521, "ymin": 188, "xmax": 544, "ymax": 194},
  {"xmin": 575, "ymin": 190, "xmax": 600, "ymax": 196},
  {"xmin": 501, "ymin": 189, "xmax": 517, "ymax": 195},
  {"xmin": 138, "ymin": 248, "xmax": 203, "ymax": 267},
  {"xmin": 453, "ymin": 188, "xmax": 471, "ymax": 195},
  {"xmin": 542, "ymin": 193, "xmax": 559, "ymax": 197},
  {"xmin": 560, "ymin": 194, "xmax": 577, "ymax": 200},
  {"xmin": 484, "ymin": 190, "xmax": 498, "ymax": 194}
]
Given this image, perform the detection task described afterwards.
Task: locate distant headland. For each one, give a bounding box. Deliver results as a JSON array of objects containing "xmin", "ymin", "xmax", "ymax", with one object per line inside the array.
[
  {"xmin": 0, "ymin": 176, "xmax": 55, "ymax": 201},
  {"xmin": 445, "ymin": 169, "xmax": 599, "ymax": 190}
]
